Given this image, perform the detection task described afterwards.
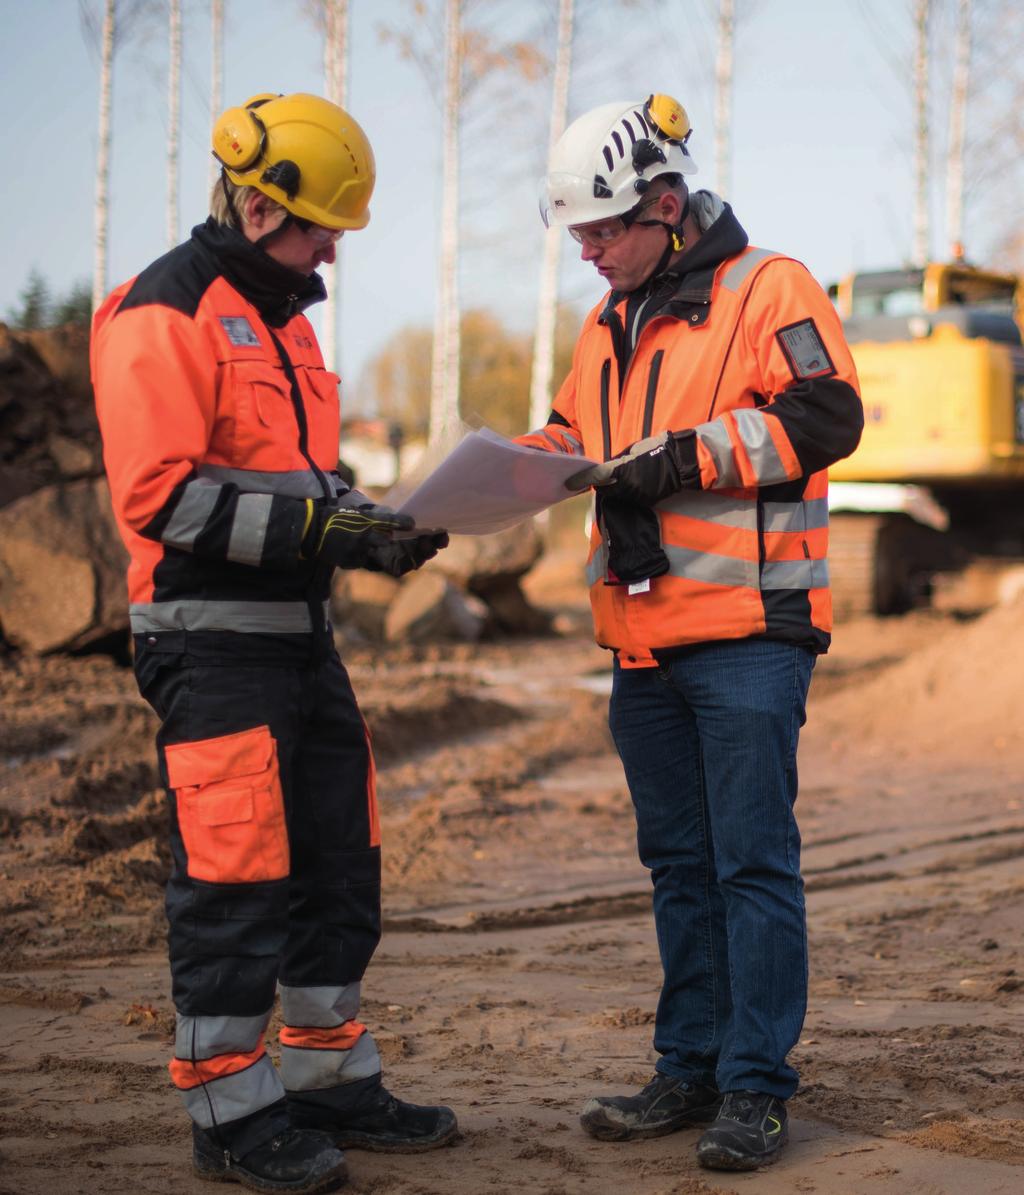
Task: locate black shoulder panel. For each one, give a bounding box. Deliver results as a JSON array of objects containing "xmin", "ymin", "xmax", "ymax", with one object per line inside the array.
[{"xmin": 117, "ymin": 240, "xmax": 219, "ymax": 320}]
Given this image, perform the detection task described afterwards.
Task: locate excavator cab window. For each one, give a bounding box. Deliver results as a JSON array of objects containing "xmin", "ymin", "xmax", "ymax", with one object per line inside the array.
[
  {"xmin": 941, "ymin": 270, "xmax": 1016, "ymax": 310},
  {"xmin": 848, "ymin": 269, "xmax": 926, "ymax": 318}
]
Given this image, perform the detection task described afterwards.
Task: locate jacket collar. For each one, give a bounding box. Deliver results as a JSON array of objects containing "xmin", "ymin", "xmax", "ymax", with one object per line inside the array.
[
  {"xmin": 600, "ymin": 190, "xmax": 749, "ymax": 324},
  {"xmin": 191, "ymin": 217, "xmax": 327, "ymax": 328}
]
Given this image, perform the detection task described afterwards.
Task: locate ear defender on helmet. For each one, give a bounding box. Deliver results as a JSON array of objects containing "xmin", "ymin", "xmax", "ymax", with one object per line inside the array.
[
  {"xmin": 211, "ymin": 95, "xmax": 279, "ymax": 171},
  {"xmin": 644, "ymin": 94, "xmax": 692, "ymax": 145}
]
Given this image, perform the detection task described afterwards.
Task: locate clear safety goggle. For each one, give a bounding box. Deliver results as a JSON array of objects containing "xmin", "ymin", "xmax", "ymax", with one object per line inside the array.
[
  {"xmin": 292, "ymin": 216, "xmax": 345, "ymax": 245},
  {"xmin": 567, "ymin": 198, "xmax": 660, "ymax": 249}
]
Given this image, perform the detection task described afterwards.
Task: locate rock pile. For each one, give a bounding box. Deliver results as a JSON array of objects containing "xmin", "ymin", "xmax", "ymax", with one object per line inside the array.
[
  {"xmin": 0, "ymin": 323, "xmax": 128, "ymax": 655},
  {"xmin": 333, "ymin": 521, "xmax": 553, "ymax": 645},
  {"xmin": 0, "ymin": 324, "xmax": 554, "ymax": 655}
]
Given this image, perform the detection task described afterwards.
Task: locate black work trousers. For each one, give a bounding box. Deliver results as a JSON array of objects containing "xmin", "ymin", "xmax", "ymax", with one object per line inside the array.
[{"xmin": 136, "ymin": 633, "xmax": 382, "ymax": 1157}]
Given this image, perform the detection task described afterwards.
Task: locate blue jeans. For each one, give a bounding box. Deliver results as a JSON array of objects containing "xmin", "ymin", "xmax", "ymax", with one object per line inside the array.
[{"xmin": 609, "ymin": 639, "xmax": 814, "ymax": 1100}]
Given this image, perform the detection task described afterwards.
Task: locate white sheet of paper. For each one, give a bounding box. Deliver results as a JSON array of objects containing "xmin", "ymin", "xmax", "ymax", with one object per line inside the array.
[{"xmin": 389, "ymin": 428, "xmax": 597, "ymax": 535}]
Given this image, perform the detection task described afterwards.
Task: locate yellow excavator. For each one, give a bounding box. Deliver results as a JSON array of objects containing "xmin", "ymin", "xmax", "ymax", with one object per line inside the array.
[{"xmin": 827, "ymin": 261, "xmax": 1024, "ymax": 616}]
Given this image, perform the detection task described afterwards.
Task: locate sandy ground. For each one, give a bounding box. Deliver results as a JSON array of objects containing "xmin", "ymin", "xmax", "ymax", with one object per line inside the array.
[{"xmin": 1, "ymin": 552, "xmax": 1023, "ymax": 1194}]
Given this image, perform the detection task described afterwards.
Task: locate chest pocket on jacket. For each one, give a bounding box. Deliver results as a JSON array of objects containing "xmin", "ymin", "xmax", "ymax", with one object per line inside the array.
[
  {"xmin": 216, "ymin": 362, "xmax": 299, "ymax": 470},
  {"xmin": 304, "ymin": 369, "xmax": 342, "ymax": 470}
]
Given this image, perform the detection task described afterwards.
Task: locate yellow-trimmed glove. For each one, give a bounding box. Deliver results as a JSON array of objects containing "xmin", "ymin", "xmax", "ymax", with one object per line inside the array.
[
  {"xmin": 304, "ymin": 500, "xmax": 414, "ymax": 571},
  {"xmin": 365, "ymin": 531, "xmax": 450, "ymax": 577}
]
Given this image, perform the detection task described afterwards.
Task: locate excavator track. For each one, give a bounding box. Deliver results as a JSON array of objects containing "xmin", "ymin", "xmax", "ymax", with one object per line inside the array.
[
  {"xmin": 829, "ymin": 512, "xmax": 955, "ymax": 619},
  {"xmin": 829, "ymin": 514, "xmax": 883, "ymax": 620}
]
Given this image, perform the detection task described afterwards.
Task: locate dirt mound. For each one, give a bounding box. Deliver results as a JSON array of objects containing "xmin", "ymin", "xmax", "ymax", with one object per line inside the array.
[
  {"xmin": 0, "ymin": 651, "xmax": 539, "ymax": 965},
  {"xmin": 362, "ymin": 681, "xmax": 521, "ymax": 764},
  {"xmin": 900, "ymin": 1115, "xmax": 1024, "ymax": 1164},
  {"xmin": 815, "ymin": 597, "xmax": 1024, "ymax": 762},
  {"xmin": 0, "ymin": 323, "xmax": 100, "ymax": 508}
]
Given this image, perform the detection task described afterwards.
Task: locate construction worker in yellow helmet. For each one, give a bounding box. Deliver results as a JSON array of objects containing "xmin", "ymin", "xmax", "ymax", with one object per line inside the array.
[{"xmin": 91, "ymin": 92, "xmax": 453, "ymax": 1193}]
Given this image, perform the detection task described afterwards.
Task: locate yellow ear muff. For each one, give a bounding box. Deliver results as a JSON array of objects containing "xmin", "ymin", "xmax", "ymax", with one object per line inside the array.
[
  {"xmin": 212, "ymin": 105, "xmax": 267, "ymax": 171},
  {"xmin": 644, "ymin": 94, "xmax": 691, "ymax": 145}
]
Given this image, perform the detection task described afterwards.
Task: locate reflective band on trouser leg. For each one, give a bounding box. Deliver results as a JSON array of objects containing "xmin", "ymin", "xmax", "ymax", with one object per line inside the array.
[
  {"xmin": 175, "ymin": 1010, "xmax": 273, "ymax": 1060},
  {"xmin": 170, "ymin": 1049, "xmax": 284, "ymax": 1130},
  {"xmin": 278, "ymin": 982, "xmax": 382, "ymax": 1093},
  {"xmin": 279, "ymin": 1026, "xmax": 382, "ymax": 1091}
]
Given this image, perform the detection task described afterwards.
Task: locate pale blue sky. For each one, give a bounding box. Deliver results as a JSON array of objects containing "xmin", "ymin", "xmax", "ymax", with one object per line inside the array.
[{"xmin": 1, "ymin": 0, "xmax": 1004, "ymax": 399}]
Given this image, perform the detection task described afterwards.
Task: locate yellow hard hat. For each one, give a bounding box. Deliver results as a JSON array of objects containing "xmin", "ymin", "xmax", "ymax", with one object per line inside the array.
[{"xmin": 212, "ymin": 93, "xmax": 375, "ymax": 230}]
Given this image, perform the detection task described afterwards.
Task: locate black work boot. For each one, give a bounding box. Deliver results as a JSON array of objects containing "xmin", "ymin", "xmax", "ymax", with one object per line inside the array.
[
  {"xmin": 291, "ymin": 1083, "xmax": 458, "ymax": 1154},
  {"xmin": 192, "ymin": 1124, "xmax": 348, "ymax": 1192},
  {"xmin": 696, "ymin": 1090, "xmax": 788, "ymax": 1170},
  {"xmin": 580, "ymin": 1073, "xmax": 722, "ymax": 1141}
]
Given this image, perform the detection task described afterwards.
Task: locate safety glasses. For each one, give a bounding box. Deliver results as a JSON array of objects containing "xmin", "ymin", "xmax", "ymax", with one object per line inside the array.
[
  {"xmin": 568, "ymin": 198, "xmax": 660, "ymax": 249},
  {"xmin": 292, "ymin": 217, "xmax": 345, "ymax": 245}
]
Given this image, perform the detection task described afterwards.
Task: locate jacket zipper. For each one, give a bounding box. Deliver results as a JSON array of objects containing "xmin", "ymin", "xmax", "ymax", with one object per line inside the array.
[
  {"xmin": 600, "ymin": 360, "xmax": 612, "ymax": 461},
  {"xmin": 265, "ymin": 327, "xmax": 333, "ymax": 637},
  {"xmin": 641, "ymin": 350, "xmax": 664, "ymax": 439},
  {"xmin": 266, "ymin": 328, "xmax": 333, "ymax": 502}
]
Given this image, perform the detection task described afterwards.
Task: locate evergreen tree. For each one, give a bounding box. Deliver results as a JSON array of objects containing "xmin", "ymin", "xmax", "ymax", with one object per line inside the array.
[
  {"xmin": 52, "ymin": 281, "xmax": 94, "ymax": 327},
  {"xmin": 8, "ymin": 268, "xmax": 51, "ymax": 330}
]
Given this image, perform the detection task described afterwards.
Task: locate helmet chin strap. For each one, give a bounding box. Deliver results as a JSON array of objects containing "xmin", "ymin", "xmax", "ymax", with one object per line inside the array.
[
  {"xmin": 222, "ymin": 169, "xmax": 296, "ymax": 252},
  {"xmin": 635, "ymin": 190, "xmax": 691, "ymax": 283},
  {"xmin": 254, "ymin": 213, "xmax": 295, "ymax": 253}
]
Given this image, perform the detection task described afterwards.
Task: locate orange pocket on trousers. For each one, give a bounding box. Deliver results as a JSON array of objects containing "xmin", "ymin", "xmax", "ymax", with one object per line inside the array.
[{"xmin": 165, "ymin": 725, "xmax": 290, "ymax": 884}]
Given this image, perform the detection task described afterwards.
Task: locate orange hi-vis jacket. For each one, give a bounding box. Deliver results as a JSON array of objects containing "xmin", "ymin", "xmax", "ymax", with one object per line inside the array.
[
  {"xmin": 521, "ymin": 206, "xmax": 863, "ymax": 666},
  {"xmin": 91, "ymin": 221, "xmax": 344, "ymax": 640}
]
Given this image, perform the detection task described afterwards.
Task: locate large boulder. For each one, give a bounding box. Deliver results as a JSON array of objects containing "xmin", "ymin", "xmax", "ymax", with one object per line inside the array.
[
  {"xmin": 331, "ymin": 570, "xmax": 402, "ymax": 641},
  {"xmin": 0, "ymin": 479, "xmax": 129, "ymax": 654},
  {"xmin": 384, "ymin": 572, "xmax": 488, "ymax": 644},
  {"xmin": 428, "ymin": 522, "xmax": 553, "ymax": 634},
  {"xmin": 429, "ymin": 521, "xmax": 544, "ymax": 587}
]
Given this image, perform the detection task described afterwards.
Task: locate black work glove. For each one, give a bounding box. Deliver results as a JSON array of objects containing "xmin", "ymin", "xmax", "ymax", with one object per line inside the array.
[
  {"xmin": 364, "ymin": 530, "xmax": 450, "ymax": 578},
  {"xmin": 597, "ymin": 494, "xmax": 670, "ymax": 585},
  {"xmin": 565, "ymin": 429, "xmax": 700, "ymax": 505},
  {"xmin": 305, "ymin": 501, "xmax": 415, "ymax": 571}
]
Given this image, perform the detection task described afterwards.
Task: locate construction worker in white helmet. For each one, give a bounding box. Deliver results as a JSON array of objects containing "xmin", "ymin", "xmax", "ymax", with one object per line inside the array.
[{"xmin": 521, "ymin": 94, "xmax": 863, "ymax": 1172}]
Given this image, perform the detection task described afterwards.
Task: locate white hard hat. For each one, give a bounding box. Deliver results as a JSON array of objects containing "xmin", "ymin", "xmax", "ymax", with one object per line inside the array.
[{"xmin": 540, "ymin": 94, "xmax": 698, "ymax": 229}]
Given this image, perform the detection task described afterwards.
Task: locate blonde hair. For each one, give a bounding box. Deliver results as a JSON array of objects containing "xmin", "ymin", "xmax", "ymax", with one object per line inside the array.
[{"xmin": 209, "ymin": 174, "xmax": 286, "ymax": 228}]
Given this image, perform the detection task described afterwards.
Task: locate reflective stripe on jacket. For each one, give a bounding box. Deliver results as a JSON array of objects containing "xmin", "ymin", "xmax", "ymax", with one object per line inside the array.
[
  {"xmin": 522, "ymin": 245, "xmax": 863, "ymax": 665},
  {"xmin": 91, "ymin": 236, "xmax": 341, "ymax": 636}
]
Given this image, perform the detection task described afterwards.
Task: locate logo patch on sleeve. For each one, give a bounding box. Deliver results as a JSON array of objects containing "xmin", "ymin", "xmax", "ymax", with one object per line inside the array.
[
  {"xmin": 219, "ymin": 316, "xmax": 261, "ymax": 347},
  {"xmin": 776, "ymin": 319, "xmax": 836, "ymax": 380}
]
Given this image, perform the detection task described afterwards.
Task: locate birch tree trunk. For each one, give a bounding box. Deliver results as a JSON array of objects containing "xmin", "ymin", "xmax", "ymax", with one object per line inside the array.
[
  {"xmin": 91, "ymin": 0, "xmax": 115, "ymax": 313},
  {"xmin": 209, "ymin": 0, "xmax": 224, "ymax": 195},
  {"xmin": 321, "ymin": 0, "xmax": 348, "ymax": 374},
  {"xmin": 429, "ymin": 0, "xmax": 461, "ymax": 446},
  {"xmin": 912, "ymin": 0, "xmax": 931, "ymax": 267},
  {"xmin": 528, "ymin": 0, "xmax": 574, "ymax": 433},
  {"xmin": 167, "ymin": 0, "xmax": 182, "ymax": 248},
  {"xmin": 945, "ymin": 0, "xmax": 971, "ymax": 260},
  {"xmin": 714, "ymin": 0, "xmax": 735, "ymax": 200}
]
